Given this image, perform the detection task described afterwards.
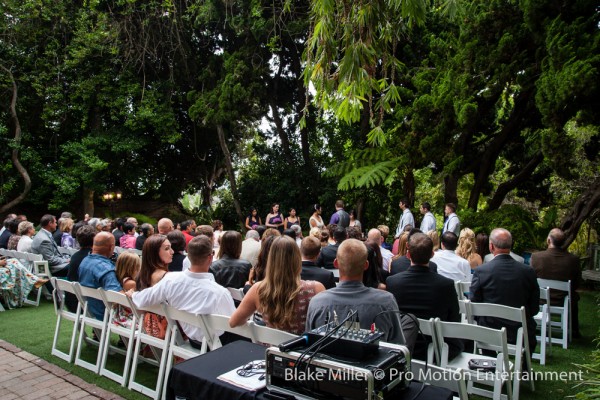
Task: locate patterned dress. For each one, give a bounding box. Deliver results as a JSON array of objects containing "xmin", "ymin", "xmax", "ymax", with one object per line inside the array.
[
  {"xmin": 0, "ymin": 258, "xmax": 39, "ymax": 308},
  {"xmin": 263, "ymin": 280, "xmax": 319, "ymax": 335}
]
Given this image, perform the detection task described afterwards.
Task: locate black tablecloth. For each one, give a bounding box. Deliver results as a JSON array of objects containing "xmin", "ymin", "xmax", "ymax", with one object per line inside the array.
[{"xmin": 166, "ymin": 340, "xmax": 453, "ymax": 400}]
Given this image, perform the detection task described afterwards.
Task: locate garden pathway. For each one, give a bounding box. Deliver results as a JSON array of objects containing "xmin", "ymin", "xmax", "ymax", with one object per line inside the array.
[{"xmin": 0, "ymin": 340, "xmax": 123, "ymax": 400}]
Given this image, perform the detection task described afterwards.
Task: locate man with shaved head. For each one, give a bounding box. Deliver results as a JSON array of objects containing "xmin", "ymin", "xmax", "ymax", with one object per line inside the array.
[
  {"xmin": 157, "ymin": 218, "xmax": 174, "ymax": 235},
  {"xmin": 306, "ymin": 239, "xmax": 416, "ymax": 348},
  {"xmin": 531, "ymin": 228, "xmax": 581, "ymax": 338},
  {"xmin": 78, "ymin": 232, "xmax": 122, "ymax": 320}
]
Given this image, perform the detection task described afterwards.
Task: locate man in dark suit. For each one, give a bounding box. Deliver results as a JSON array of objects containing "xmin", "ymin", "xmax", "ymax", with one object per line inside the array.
[
  {"xmin": 317, "ymin": 226, "xmax": 347, "ymax": 269},
  {"xmin": 470, "ymin": 228, "xmax": 539, "ymax": 350},
  {"xmin": 301, "ymin": 236, "xmax": 335, "ymax": 289},
  {"xmin": 531, "ymin": 228, "xmax": 581, "ymax": 338},
  {"xmin": 386, "ymin": 232, "xmax": 462, "ymax": 360},
  {"xmin": 389, "ymin": 229, "xmax": 438, "ymax": 275}
]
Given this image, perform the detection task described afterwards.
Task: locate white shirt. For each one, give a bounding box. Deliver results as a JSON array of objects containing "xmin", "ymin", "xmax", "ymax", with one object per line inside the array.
[
  {"xmin": 132, "ymin": 270, "xmax": 235, "ymax": 342},
  {"xmin": 442, "ymin": 213, "xmax": 460, "ymax": 235},
  {"xmin": 431, "ymin": 249, "xmax": 471, "ymax": 282},
  {"xmin": 240, "ymin": 238, "xmax": 261, "ymax": 267},
  {"xmin": 380, "ymin": 246, "xmax": 393, "ymax": 272},
  {"xmin": 420, "ymin": 212, "xmax": 436, "ymax": 233},
  {"xmin": 484, "ymin": 251, "xmax": 524, "ymax": 264},
  {"xmin": 17, "ymin": 235, "xmax": 33, "ymax": 253},
  {"xmin": 396, "ymin": 208, "xmax": 415, "ymax": 237}
]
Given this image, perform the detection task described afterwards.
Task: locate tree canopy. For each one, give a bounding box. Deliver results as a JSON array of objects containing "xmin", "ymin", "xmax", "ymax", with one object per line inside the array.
[{"xmin": 0, "ymin": 0, "xmax": 598, "ymax": 250}]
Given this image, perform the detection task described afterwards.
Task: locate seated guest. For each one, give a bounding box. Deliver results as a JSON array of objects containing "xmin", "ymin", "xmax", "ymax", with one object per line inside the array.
[
  {"xmin": 0, "ymin": 257, "xmax": 47, "ymax": 308},
  {"xmin": 31, "ymin": 214, "xmax": 70, "ymax": 277},
  {"xmin": 431, "ymin": 232, "xmax": 471, "ymax": 282},
  {"xmin": 240, "ymin": 230, "xmax": 261, "ymax": 268},
  {"xmin": 531, "ymin": 228, "xmax": 581, "ymax": 338},
  {"xmin": 291, "ymin": 225, "xmax": 303, "ymax": 246},
  {"xmin": 65, "ymin": 225, "xmax": 97, "ymax": 313},
  {"xmin": 470, "ymin": 228, "xmax": 539, "ymax": 349},
  {"xmin": 306, "ymin": 239, "xmax": 416, "ymax": 349},
  {"xmin": 210, "ymin": 231, "xmax": 252, "ymax": 289},
  {"xmin": 78, "ymin": 232, "xmax": 122, "ymax": 320},
  {"xmin": 300, "ymin": 236, "xmax": 335, "ymax": 290},
  {"xmin": 180, "ymin": 219, "xmax": 196, "ymax": 248},
  {"xmin": 53, "ymin": 212, "xmax": 73, "ymax": 245},
  {"xmin": 16, "ymin": 221, "xmax": 35, "ymax": 253},
  {"xmin": 364, "ymin": 239, "xmax": 387, "ymax": 289},
  {"xmin": 6, "ymin": 218, "xmax": 21, "ymax": 250},
  {"xmin": 60, "ymin": 218, "xmax": 76, "ymax": 249},
  {"xmin": 456, "ymin": 228, "xmax": 483, "ymax": 269},
  {"xmin": 119, "ymin": 222, "xmax": 137, "ymax": 249},
  {"xmin": 346, "ymin": 226, "xmax": 363, "ymax": 240},
  {"xmin": 0, "ymin": 216, "xmax": 15, "ymax": 249},
  {"xmin": 283, "ymin": 228, "xmax": 296, "ymax": 241},
  {"xmin": 112, "ymin": 218, "xmax": 125, "ymax": 245},
  {"xmin": 386, "ymin": 232, "xmax": 462, "ymax": 361},
  {"xmin": 390, "ymin": 229, "xmax": 438, "ymax": 275},
  {"xmin": 128, "ymin": 235, "xmax": 236, "ymax": 347},
  {"xmin": 230, "ymin": 236, "xmax": 325, "ymax": 335},
  {"xmin": 167, "ymin": 230, "xmax": 186, "ymax": 272},
  {"xmin": 317, "ymin": 226, "xmax": 347, "ymax": 269},
  {"xmin": 135, "ymin": 223, "xmax": 154, "ymax": 251},
  {"xmin": 368, "ymin": 229, "xmax": 392, "ymax": 271},
  {"xmin": 377, "ymin": 225, "xmax": 392, "ymax": 251}
]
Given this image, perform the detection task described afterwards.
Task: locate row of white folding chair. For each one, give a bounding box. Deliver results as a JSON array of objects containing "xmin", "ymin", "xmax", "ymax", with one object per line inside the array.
[
  {"xmin": 0, "ymin": 249, "xmax": 47, "ymax": 308},
  {"xmin": 537, "ymin": 278, "xmax": 571, "ymax": 349},
  {"xmin": 464, "ymin": 300, "xmax": 534, "ymax": 400},
  {"xmin": 532, "ymin": 287, "xmax": 551, "ymax": 365}
]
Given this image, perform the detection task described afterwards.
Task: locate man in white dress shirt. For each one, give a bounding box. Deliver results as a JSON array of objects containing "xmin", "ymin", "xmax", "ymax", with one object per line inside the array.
[
  {"xmin": 419, "ymin": 202, "xmax": 437, "ymax": 233},
  {"xmin": 442, "ymin": 203, "xmax": 460, "ymax": 236},
  {"xmin": 432, "ymin": 232, "xmax": 471, "ymax": 282},
  {"xmin": 395, "ymin": 199, "xmax": 415, "ymax": 238},
  {"xmin": 127, "ymin": 235, "xmax": 235, "ymax": 345}
]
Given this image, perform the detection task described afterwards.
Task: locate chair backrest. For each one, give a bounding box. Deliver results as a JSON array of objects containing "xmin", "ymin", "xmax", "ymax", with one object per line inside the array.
[
  {"xmin": 52, "ymin": 277, "xmax": 80, "ymax": 312},
  {"xmin": 99, "ymin": 288, "xmax": 132, "ymax": 309},
  {"xmin": 539, "ymin": 287, "xmax": 550, "ymax": 303},
  {"xmin": 411, "ymin": 360, "xmax": 468, "ymax": 400},
  {"xmin": 162, "ymin": 304, "xmax": 207, "ymax": 347},
  {"xmin": 201, "ymin": 313, "xmax": 254, "ymax": 349},
  {"xmin": 537, "ymin": 278, "xmax": 570, "ymax": 293},
  {"xmin": 455, "ymin": 281, "xmax": 471, "ymax": 301},
  {"xmin": 251, "ymin": 323, "xmax": 298, "ymax": 346},
  {"xmin": 417, "ymin": 317, "xmax": 440, "ymax": 364},
  {"xmin": 227, "ymin": 287, "xmax": 245, "ymax": 302},
  {"xmin": 466, "ymin": 302, "xmax": 529, "ymax": 354}
]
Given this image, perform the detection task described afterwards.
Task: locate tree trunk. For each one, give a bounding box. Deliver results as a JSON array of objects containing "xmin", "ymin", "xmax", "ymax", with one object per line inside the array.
[
  {"xmin": 403, "ymin": 168, "xmax": 415, "ymax": 208},
  {"xmin": 270, "ymin": 100, "xmax": 294, "ymax": 162},
  {"xmin": 216, "ymin": 124, "xmax": 244, "ymax": 230},
  {"xmin": 560, "ymin": 177, "xmax": 600, "ymax": 248},
  {"xmin": 0, "ymin": 66, "xmax": 31, "ymax": 214},
  {"xmin": 487, "ymin": 153, "xmax": 543, "ymax": 211},
  {"xmin": 83, "ymin": 186, "xmax": 95, "ymax": 217},
  {"xmin": 444, "ymin": 175, "xmax": 459, "ymax": 207}
]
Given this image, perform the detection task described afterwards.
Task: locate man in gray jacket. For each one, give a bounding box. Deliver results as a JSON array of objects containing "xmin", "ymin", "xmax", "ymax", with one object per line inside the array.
[{"xmin": 31, "ymin": 214, "xmax": 70, "ymax": 277}]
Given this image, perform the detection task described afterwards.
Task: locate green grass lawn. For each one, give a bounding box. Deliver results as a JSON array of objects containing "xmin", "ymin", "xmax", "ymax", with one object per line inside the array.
[{"xmin": 0, "ymin": 290, "xmax": 598, "ymax": 399}]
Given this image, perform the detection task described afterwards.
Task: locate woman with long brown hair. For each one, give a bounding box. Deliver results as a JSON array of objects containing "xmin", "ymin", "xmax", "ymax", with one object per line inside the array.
[
  {"xmin": 136, "ymin": 235, "xmax": 173, "ymax": 340},
  {"xmin": 230, "ymin": 236, "xmax": 325, "ymax": 334}
]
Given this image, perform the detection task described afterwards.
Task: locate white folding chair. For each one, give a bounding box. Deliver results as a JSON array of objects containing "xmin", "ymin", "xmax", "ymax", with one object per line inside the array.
[
  {"xmin": 98, "ymin": 289, "xmax": 138, "ymax": 386},
  {"xmin": 50, "ymin": 278, "xmax": 82, "ymax": 363},
  {"xmin": 435, "ymin": 320, "xmax": 513, "ymax": 400},
  {"xmin": 251, "ymin": 323, "xmax": 298, "ymax": 346},
  {"xmin": 458, "ymin": 299, "xmax": 470, "ymax": 324},
  {"xmin": 128, "ymin": 302, "xmax": 172, "ymax": 400},
  {"xmin": 537, "ymin": 278, "xmax": 571, "ymax": 348},
  {"xmin": 416, "ymin": 318, "xmax": 441, "ymax": 365},
  {"xmin": 200, "ymin": 313, "xmax": 255, "ymax": 350},
  {"xmin": 532, "ymin": 287, "xmax": 552, "ymax": 365},
  {"xmin": 466, "ymin": 302, "xmax": 534, "ymax": 400},
  {"xmin": 227, "ymin": 287, "xmax": 245, "ymax": 302},
  {"xmin": 21, "ymin": 253, "xmax": 45, "ymax": 306},
  {"xmin": 73, "ymin": 283, "xmax": 109, "ymax": 373},
  {"xmin": 455, "ymin": 281, "xmax": 471, "ymax": 301},
  {"xmin": 411, "ymin": 359, "xmax": 469, "ymax": 400}
]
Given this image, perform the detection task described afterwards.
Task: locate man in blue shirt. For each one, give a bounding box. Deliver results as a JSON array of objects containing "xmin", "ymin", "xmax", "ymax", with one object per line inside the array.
[{"xmin": 78, "ymin": 231, "xmax": 122, "ymax": 320}]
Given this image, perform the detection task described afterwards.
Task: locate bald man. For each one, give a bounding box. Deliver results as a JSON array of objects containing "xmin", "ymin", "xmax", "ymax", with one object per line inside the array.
[
  {"xmin": 306, "ymin": 239, "xmax": 416, "ymax": 348},
  {"xmin": 367, "ymin": 228, "xmax": 393, "ymax": 271},
  {"xmin": 78, "ymin": 232, "xmax": 122, "ymax": 320},
  {"xmin": 158, "ymin": 218, "xmax": 174, "ymax": 235},
  {"xmin": 470, "ymin": 228, "xmax": 539, "ymax": 349},
  {"xmin": 531, "ymin": 228, "xmax": 581, "ymax": 337}
]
